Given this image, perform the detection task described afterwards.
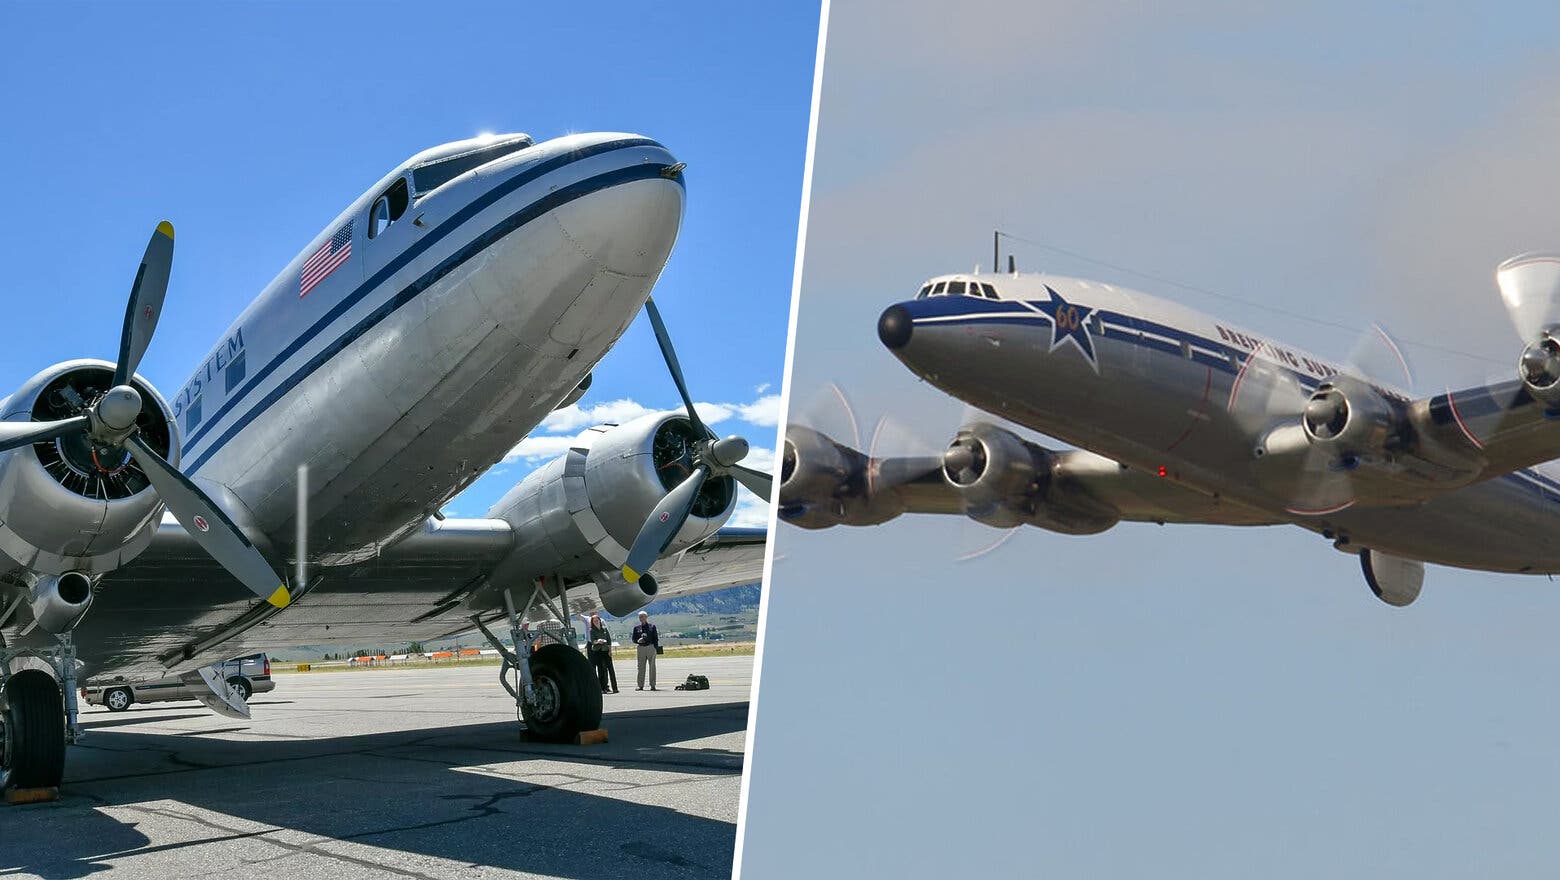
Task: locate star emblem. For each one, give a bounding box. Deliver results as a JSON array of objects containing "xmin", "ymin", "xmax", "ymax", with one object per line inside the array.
[{"xmin": 1032, "ymin": 285, "xmax": 1099, "ymax": 368}]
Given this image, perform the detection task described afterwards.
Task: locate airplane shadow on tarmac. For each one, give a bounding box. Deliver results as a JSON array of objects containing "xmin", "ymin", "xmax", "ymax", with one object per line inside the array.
[{"xmin": 2, "ymin": 700, "xmax": 749, "ymax": 880}]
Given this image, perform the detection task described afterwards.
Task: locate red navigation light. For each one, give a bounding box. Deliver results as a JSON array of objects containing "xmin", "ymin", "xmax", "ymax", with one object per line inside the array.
[{"xmin": 1157, "ymin": 466, "xmax": 1168, "ymax": 477}]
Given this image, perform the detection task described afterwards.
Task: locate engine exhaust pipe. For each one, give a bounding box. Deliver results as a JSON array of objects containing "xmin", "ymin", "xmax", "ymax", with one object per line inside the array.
[{"xmin": 30, "ymin": 571, "xmax": 94, "ymax": 634}]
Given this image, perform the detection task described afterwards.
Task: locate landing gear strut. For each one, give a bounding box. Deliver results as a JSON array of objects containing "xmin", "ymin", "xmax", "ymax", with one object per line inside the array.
[
  {"xmin": 474, "ymin": 577, "xmax": 602, "ymax": 743},
  {"xmin": 0, "ymin": 633, "xmax": 81, "ymax": 792}
]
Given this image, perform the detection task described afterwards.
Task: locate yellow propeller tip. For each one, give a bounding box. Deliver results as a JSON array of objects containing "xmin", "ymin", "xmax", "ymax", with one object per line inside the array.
[
  {"xmin": 156, "ymin": 220, "xmax": 175, "ymax": 240},
  {"xmin": 621, "ymin": 565, "xmax": 640, "ymax": 583},
  {"xmin": 266, "ymin": 585, "xmax": 291, "ymax": 608}
]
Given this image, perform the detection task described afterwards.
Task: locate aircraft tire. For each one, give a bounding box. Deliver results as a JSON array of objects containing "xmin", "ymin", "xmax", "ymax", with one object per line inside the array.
[
  {"xmin": 105, "ymin": 687, "xmax": 134, "ymax": 712},
  {"xmin": 522, "ymin": 643, "xmax": 604, "ymax": 742},
  {"xmin": 226, "ymin": 676, "xmax": 253, "ymax": 702},
  {"xmin": 2, "ymin": 670, "xmax": 66, "ymax": 789}
]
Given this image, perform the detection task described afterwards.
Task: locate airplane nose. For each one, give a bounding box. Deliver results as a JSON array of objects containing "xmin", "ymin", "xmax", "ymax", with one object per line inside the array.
[
  {"xmin": 878, "ymin": 304, "xmax": 913, "ymax": 350},
  {"xmin": 550, "ymin": 163, "xmax": 684, "ymax": 278}
]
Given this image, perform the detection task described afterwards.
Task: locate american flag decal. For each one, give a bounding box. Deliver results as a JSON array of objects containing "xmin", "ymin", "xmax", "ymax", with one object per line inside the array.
[{"xmin": 299, "ymin": 220, "xmax": 353, "ymax": 297}]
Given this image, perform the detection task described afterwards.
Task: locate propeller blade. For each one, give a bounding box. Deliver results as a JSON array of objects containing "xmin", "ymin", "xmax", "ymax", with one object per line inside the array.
[
  {"xmin": 0, "ymin": 416, "xmax": 90, "ymax": 455},
  {"xmin": 1226, "ymin": 348, "xmax": 1311, "ymax": 434},
  {"xmin": 642, "ymin": 297, "xmax": 706, "ymax": 437},
  {"xmin": 125, "ymin": 434, "xmax": 291, "ymax": 608},
  {"xmin": 1285, "ymin": 442, "xmax": 1358, "ymax": 516},
  {"xmin": 622, "ymin": 465, "xmax": 709, "ymax": 583},
  {"xmin": 797, "ymin": 381, "xmax": 863, "ymax": 452},
  {"xmin": 1497, "ymin": 253, "xmax": 1560, "ymax": 343},
  {"xmin": 1346, "ymin": 323, "xmax": 1415, "ymax": 390},
  {"xmin": 115, "ymin": 222, "xmax": 174, "ymax": 387},
  {"xmin": 729, "ymin": 462, "xmax": 773, "ymax": 500}
]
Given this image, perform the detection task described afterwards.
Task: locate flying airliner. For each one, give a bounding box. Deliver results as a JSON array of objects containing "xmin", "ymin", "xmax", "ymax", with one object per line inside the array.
[
  {"xmin": 778, "ymin": 257, "xmax": 1560, "ymax": 607},
  {"xmin": 0, "ymin": 132, "xmax": 773, "ymax": 792}
]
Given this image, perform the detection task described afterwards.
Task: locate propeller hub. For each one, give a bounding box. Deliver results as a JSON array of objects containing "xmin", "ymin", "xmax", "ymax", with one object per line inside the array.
[
  {"xmin": 710, "ymin": 435, "xmax": 750, "ymax": 468},
  {"xmin": 942, "ymin": 437, "xmax": 987, "ymax": 486},
  {"xmin": 1519, "ymin": 334, "xmax": 1560, "ymax": 391},
  {"xmin": 95, "ymin": 385, "xmax": 144, "ymax": 432},
  {"xmin": 1303, "ymin": 388, "xmax": 1349, "ymax": 440}
]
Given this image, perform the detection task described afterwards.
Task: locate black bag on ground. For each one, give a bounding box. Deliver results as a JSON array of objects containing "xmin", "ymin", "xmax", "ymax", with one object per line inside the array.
[{"xmin": 675, "ymin": 674, "xmax": 710, "ymax": 691}]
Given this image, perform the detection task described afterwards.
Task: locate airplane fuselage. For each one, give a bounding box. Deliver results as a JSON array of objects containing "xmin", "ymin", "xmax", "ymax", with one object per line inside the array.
[
  {"xmin": 174, "ymin": 133, "xmax": 686, "ymax": 565},
  {"xmin": 882, "ymin": 273, "xmax": 1560, "ymax": 574}
]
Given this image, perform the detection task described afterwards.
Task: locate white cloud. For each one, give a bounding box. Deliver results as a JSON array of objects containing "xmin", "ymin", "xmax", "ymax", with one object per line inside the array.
[
  {"xmin": 727, "ymin": 490, "xmax": 772, "ymax": 529},
  {"xmin": 504, "ymin": 396, "xmax": 782, "ymax": 468},
  {"xmin": 755, "ymin": 382, "xmax": 772, "ymax": 395},
  {"xmin": 503, "ymin": 434, "xmax": 578, "ymax": 463},
  {"xmin": 540, "ymin": 398, "xmax": 662, "ymax": 434},
  {"xmin": 742, "ymin": 445, "xmax": 776, "ymax": 474},
  {"xmin": 733, "ymin": 394, "xmax": 783, "ymax": 427},
  {"xmin": 536, "ymin": 391, "xmax": 781, "ymax": 436}
]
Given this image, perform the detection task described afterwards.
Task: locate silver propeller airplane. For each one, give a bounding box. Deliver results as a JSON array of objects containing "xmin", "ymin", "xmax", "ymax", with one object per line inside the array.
[
  {"xmin": 0, "ymin": 132, "xmax": 773, "ymax": 792},
  {"xmin": 779, "ymin": 256, "xmax": 1560, "ymax": 607}
]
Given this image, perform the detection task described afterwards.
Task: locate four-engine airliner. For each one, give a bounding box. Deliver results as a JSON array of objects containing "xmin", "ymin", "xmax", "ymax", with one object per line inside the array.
[
  {"xmin": 779, "ymin": 258, "xmax": 1560, "ymax": 607},
  {"xmin": 0, "ymin": 132, "xmax": 772, "ymax": 791}
]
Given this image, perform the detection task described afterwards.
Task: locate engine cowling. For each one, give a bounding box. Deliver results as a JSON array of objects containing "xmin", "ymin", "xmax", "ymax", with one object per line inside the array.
[
  {"xmin": 1518, "ymin": 326, "xmax": 1560, "ymax": 406},
  {"xmin": 941, "ymin": 423, "xmax": 1118, "ymax": 534},
  {"xmin": 0, "ymin": 359, "xmax": 176, "ymax": 576},
  {"xmin": 488, "ymin": 412, "xmax": 736, "ymax": 582},
  {"xmin": 1300, "ymin": 375, "xmax": 1402, "ymax": 457},
  {"xmin": 777, "ymin": 425, "xmax": 876, "ymax": 528}
]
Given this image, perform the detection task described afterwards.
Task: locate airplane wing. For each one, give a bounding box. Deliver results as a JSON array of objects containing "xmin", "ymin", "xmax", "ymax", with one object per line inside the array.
[
  {"xmin": 57, "ymin": 520, "xmax": 764, "ymax": 682},
  {"xmin": 1422, "ymin": 378, "xmax": 1560, "ymax": 479},
  {"xmin": 779, "ymin": 424, "xmax": 1279, "ymax": 533}
]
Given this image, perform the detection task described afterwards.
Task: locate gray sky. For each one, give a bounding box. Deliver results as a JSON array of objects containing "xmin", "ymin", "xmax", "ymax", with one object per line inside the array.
[{"xmin": 741, "ymin": 2, "xmax": 1560, "ymax": 877}]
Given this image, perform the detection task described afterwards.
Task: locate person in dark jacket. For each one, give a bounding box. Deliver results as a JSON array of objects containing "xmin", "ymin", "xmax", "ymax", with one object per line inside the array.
[
  {"xmin": 581, "ymin": 612, "xmax": 618, "ymax": 693},
  {"xmin": 632, "ymin": 611, "xmax": 659, "ymax": 691}
]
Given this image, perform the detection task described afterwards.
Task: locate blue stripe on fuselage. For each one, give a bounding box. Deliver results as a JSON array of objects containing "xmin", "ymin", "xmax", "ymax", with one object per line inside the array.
[
  {"xmin": 184, "ymin": 151, "xmax": 676, "ymax": 475},
  {"xmin": 904, "ymin": 294, "xmax": 1560, "ymax": 502},
  {"xmin": 182, "ymin": 137, "xmax": 660, "ymax": 461}
]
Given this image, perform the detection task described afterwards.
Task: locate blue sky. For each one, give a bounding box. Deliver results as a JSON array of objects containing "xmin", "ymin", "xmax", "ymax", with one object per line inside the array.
[
  {"xmin": 0, "ymin": 2, "xmax": 818, "ymax": 526},
  {"xmin": 744, "ymin": 2, "xmax": 1560, "ymax": 877}
]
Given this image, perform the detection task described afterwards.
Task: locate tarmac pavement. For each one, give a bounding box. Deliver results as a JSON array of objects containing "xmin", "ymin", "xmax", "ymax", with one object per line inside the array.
[{"xmin": 1, "ymin": 655, "xmax": 753, "ymax": 880}]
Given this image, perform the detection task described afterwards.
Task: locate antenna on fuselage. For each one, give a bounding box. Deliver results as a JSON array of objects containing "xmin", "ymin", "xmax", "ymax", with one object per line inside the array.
[{"xmin": 994, "ymin": 230, "xmax": 1018, "ymax": 275}]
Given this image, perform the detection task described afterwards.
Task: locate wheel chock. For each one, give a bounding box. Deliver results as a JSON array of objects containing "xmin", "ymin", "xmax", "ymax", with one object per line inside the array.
[{"xmin": 5, "ymin": 787, "xmax": 60, "ymax": 805}]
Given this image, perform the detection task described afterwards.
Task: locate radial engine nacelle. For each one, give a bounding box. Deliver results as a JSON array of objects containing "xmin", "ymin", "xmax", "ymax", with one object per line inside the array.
[
  {"xmin": 778, "ymin": 425, "xmax": 878, "ymax": 528},
  {"xmin": 486, "ymin": 412, "xmax": 736, "ymax": 586},
  {"xmin": 776, "ymin": 424, "xmax": 959, "ymax": 528},
  {"xmin": 1299, "ymin": 374, "xmax": 1404, "ymax": 458},
  {"xmin": 1518, "ymin": 326, "xmax": 1560, "ymax": 407},
  {"xmin": 941, "ymin": 423, "xmax": 1119, "ymax": 534},
  {"xmin": 0, "ymin": 360, "xmax": 177, "ymax": 576}
]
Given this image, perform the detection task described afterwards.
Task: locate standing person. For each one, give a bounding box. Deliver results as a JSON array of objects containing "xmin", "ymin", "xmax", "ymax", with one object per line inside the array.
[
  {"xmin": 632, "ymin": 611, "xmax": 659, "ymax": 691},
  {"xmin": 580, "ymin": 612, "xmax": 618, "ymax": 694}
]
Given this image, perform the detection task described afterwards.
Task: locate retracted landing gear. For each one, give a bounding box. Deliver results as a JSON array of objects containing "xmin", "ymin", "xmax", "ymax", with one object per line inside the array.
[
  {"xmin": 473, "ymin": 577, "xmax": 602, "ymax": 743},
  {"xmin": 0, "ymin": 633, "xmax": 82, "ymax": 795}
]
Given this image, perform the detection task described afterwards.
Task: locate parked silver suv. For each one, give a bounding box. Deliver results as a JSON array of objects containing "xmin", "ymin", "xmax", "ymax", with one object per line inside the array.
[{"xmin": 83, "ymin": 654, "xmax": 275, "ymax": 712}]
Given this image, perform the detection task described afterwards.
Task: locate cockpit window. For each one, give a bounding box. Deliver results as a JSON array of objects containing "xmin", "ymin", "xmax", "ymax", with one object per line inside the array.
[
  {"xmin": 368, "ymin": 177, "xmax": 410, "ymax": 240},
  {"xmin": 918, "ymin": 284, "xmax": 932, "ymax": 299},
  {"xmin": 980, "ymin": 282, "xmax": 999, "ymax": 299},
  {"xmin": 946, "ymin": 281, "xmax": 966, "ymax": 295},
  {"xmin": 932, "ymin": 281, "xmax": 947, "ymax": 295},
  {"xmin": 411, "ymin": 137, "xmax": 533, "ymax": 195}
]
